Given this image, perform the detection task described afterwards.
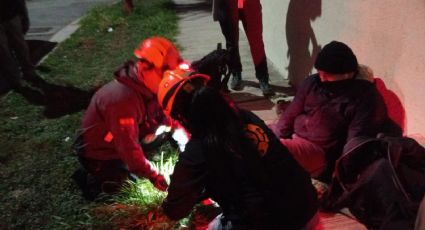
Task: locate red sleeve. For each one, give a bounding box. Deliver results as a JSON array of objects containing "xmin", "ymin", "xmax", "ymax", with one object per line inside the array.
[{"xmin": 105, "ymin": 102, "xmax": 157, "ymax": 179}]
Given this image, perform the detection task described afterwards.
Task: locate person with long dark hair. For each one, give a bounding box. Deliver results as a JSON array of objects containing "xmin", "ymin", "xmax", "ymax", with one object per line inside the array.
[{"xmin": 157, "ymin": 70, "xmax": 319, "ymax": 229}]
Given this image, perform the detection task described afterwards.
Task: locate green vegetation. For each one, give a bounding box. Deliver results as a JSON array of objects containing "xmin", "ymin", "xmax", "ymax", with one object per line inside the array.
[
  {"xmin": 0, "ymin": 0, "xmax": 179, "ymax": 229},
  {"xmin": 87, "ymin": 145, "xmax": 180, "ymax": 230}
]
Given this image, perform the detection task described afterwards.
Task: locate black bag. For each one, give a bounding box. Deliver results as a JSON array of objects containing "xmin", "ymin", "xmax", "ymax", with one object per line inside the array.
[
  {"xmin": 322, "ymin": 136, "xmax": 425, "ymax": 230},
  {"xmin": 191, "ymin": 43, "xmax": 231, "ymax": 91}
]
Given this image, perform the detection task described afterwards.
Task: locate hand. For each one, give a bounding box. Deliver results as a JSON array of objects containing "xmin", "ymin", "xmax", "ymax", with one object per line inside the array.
[{"xmin": 150, "ymin": 174, "xmax": 168, "ymax": 191}]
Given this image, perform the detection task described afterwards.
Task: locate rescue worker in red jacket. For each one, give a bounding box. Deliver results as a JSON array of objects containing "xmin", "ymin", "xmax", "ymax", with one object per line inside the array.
[{"xmin": 73, "ymin": 37, "xmax": 182, "ymax": 200}]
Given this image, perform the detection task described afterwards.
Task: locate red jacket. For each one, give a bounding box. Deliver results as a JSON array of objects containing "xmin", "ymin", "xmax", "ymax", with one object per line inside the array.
[{"xmin": 80, "ymin": 60, "xmax": 166, "ymax": 179}]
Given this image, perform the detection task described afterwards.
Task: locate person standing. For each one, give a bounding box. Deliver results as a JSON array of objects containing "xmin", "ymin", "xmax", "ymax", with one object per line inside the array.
[
  {"xmin": 0, "ymin": 0, "xmax": 38, "ymax": 94},
  {"xmin": 213, "ymin": 0, "xmax": 273, "ymax": 95}
]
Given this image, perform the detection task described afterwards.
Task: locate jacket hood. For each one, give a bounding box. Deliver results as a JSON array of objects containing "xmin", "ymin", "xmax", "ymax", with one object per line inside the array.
[{"xmin": 114, "ymin": 60, "xmax": 154, "ymax": 99}]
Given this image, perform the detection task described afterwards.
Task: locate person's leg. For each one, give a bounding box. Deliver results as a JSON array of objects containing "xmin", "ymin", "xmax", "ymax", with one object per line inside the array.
[
  {"xmin": 218, "ymin": 1, "xmax": 243, "ymax": 90},
  {"xmin": 76, "ymin": 156, "xmax": 131, "ymax": 200},
  {"xmin": 415, "ymin": 195, "xmax": 425, "ymax": 230},
  {"xmin": 5, "ymin": 16, "xmax": 36, "ymax": 80},
  {"xmin": 0, "ymin": 20, "xmax": 22, "ymax": 90},
  {"xmin": 240, "ymin": 0, "xmax": 272, "ymax": 95},
  {"xmin": 122, "ymin": 0, "xmax": 134, "ymax": 14},
  {"xmin": 280, "ymin": 135, "xmax": 326, "ymax": 178}
]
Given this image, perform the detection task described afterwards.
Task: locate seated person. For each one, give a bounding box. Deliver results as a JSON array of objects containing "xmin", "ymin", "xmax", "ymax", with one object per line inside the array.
[
  {"xmin": 273, "ymin": 41, "xmax": 390, "ymax": 182},
  {"xmin": 157, "ymin": 70, "xmax": 319, "ymax": 229}
]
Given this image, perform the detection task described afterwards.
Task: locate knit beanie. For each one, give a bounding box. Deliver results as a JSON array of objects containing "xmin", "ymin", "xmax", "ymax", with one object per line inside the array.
[{"xmin": 314, "ymin": 41, "xmax": 358, "ymax": 74}]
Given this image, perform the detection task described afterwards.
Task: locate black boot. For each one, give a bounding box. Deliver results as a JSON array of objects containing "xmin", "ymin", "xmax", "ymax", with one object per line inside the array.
[
  {"xmin": 230, "ymin": 72, "xmax": 242, "ymax": 91},
  {"xmin": 71, "ymin": 168, "xmax": 101, "ymax": 201},
  {"xmin": 257, "ymin": 73, "xmax": 274, "ymax": 96}
]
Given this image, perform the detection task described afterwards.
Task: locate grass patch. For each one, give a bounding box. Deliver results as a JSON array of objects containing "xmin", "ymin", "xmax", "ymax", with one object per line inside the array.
[
  {"xmin": 86, "ymin": 144, "xmax": 181, "ymax": 230},
  {"xmin": 0, "ymin": 0, "xmax": 178, "ymax": 229}
]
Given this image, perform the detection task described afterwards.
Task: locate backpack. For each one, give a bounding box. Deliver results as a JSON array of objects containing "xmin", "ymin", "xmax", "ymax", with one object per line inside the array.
[
  {"xmin": 322, "ymin": 136, "xmax": 425, "ymax": 230},
  {"xmin": 191, "ymin": 43, "xmax": 231, "ymax": 91}
]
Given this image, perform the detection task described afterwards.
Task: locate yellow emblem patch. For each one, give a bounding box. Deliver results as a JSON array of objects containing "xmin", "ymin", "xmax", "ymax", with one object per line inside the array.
[{"xmin": 245, "ymin": 124, "xmax": 269, "ymax": 157}]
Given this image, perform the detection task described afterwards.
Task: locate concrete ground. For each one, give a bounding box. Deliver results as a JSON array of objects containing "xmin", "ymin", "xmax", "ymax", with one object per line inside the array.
[
  {"xmin": 26, "ymin": 0, "xmax": 117, "ymax": 42},
  {"xmin": 174, "ymin": 0, "xmax": 292, "ymax": 125}
]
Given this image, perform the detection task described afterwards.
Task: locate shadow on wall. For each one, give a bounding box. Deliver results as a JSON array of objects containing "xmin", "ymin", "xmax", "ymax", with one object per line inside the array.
[{"xmin": 285, "ymin": 0, "xmax": 322, "ymax": 90}]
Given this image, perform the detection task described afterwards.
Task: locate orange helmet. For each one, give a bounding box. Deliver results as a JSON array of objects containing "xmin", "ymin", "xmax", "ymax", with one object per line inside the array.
[
  {"xmin": 134, "ymin": 37, "xmax": 182, "ymax": 70},
  {"xmin": 158, "ymin": 69, "xmax": 210, "ymax": 117}
]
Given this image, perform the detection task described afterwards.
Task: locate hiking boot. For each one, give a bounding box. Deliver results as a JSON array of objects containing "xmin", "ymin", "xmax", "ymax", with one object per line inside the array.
[
  {"xmin": 230, "ymin": 72, "xmax": 242, "ymax": 91},
  {"xmin": 259, "ymin": 79, "xmax": 274, "ymax": 96},
  {"xmin": 71, "ymin": 168, "xmax": 101, "ymax": 201}
]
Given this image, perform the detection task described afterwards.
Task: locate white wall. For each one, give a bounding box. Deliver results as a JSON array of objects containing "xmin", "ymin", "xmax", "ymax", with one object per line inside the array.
[{"xmin": 262, "ymin": 0, "xmax": 425, "ymax": 137}]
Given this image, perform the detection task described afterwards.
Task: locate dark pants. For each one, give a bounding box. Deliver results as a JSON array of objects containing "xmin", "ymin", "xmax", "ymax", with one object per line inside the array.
[
  {"xmin": 218, "ymin": 0, "xmax": 268, "ymax": 80},
  {"xmin": 73, "ymin": 137, "xmax": 134, "ymax": 199},
  {"xmin": 73, "ymin": 156, "xmax": 134, "ymax": 200},
  {"xmin": 0, "ymin": 15, "xmax": 34, "ymax": 88},
  {"xmin": 78, "ymin": 156, "xmax": 132, "ymax": 188}
]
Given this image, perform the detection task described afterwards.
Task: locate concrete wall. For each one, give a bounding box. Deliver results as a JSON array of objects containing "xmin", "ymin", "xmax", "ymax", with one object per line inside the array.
[{"xmin": 262, "ymin": 0, "xmax": 425, "ymax": 137}]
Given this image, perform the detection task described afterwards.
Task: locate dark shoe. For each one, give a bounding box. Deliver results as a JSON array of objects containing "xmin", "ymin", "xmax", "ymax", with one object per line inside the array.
[
  {"xmin": 35, "ymin": 65, "xmax": 51, "ymax": 73},
  {"xmin": 23, "ymin": 73, "xmax": 45, "ymax": 86},
  {"xmin": 259, "ymin": 80, "xmax": 274, "ymax": 96},
  {"xmin": 0, "ymin": 79, "xmax": 15, "ymax": 96},
  {"xmin": 101, "ymin": 181, "xmax": 121, "ymax": 194},
  {"xmin": 230, "ymin": 72, "xmax": 242, "ymax": 91},
  {"xmin": 71, "ymin": 168, "xmax": 100, "ymax": 201}
]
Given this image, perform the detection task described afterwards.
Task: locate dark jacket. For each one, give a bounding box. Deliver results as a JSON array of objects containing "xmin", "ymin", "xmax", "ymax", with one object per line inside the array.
[
  {"xmin": 163, "ymin": 110, "xmax": 318, "ymax": 229},
  {"xmin": 275, "ymin": 74, "xmax": 387, "ymax": 166},
  {"xmin": 323, "ymin": 136, "xmax": 425, "ymax": 229},
  {"xmin": 0, "ymin": 0, "xmax": 27, "ymax": 22},
  {"xmin": 79, "ymin": 61, "xmax": 165, "ymax": 178}
]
